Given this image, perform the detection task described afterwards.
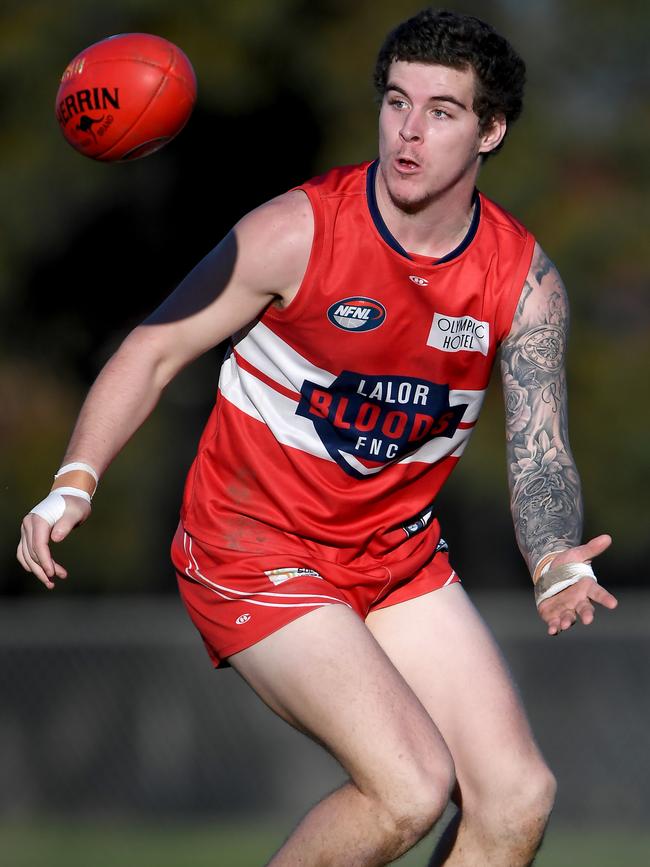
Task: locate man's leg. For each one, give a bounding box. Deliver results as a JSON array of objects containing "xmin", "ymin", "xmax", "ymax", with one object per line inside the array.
[
  {"xmin": 229, "ymin": 603, "xmax": 455, "ymax": 867},
  {"xmin": 366, "ymin": 584, "xmax": 556, "ymax": 867}
]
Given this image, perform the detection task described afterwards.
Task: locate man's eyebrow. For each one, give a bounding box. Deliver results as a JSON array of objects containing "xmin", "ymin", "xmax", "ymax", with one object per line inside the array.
[{"xmin": 385, "ymin": 82, "xmax": 469, "ymax": 111}]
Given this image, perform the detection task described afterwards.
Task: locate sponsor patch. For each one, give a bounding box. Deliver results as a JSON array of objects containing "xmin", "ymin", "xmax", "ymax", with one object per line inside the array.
[
  {"xmin": 327, "ymin": 297, "xmax": 386, "ymax": 333},
  {"xmin": 427, "ymin": 313, "xmax": 490, "ymax": 355},
  {"xmin": 264, "ymin": 567, "xmax": 323, "ymax": 586}
]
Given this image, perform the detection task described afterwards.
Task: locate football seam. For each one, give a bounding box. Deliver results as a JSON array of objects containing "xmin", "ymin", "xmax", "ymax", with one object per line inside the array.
[{"xmin": 96, "ymin": 51, "xmax": 177, "ymax": 159}]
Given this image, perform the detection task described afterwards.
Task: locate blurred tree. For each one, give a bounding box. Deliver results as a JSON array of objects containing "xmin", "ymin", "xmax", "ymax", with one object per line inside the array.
[{"xmin": 2, "ymin": 0, "xmax": 647, "ymax": 593}]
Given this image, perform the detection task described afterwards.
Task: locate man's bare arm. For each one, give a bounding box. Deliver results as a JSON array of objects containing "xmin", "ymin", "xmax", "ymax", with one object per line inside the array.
[
  {"xmin": 18, "ymin": 190, "xmax": 314, "ymax": 588},
  {"xmin": 500, "ymin": 243, "xmax": 616, "ymax": 633}
]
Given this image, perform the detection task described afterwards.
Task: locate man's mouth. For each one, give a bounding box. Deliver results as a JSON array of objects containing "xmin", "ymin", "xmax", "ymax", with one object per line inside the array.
[{"xmin": 395, "ymin": 156, "xmax": 420, "ymax": 172}]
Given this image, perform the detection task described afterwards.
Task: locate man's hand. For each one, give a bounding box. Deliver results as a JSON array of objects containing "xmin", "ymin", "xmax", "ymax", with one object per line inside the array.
[
  {"xmin": 17, "ymin": 495, "xmax": 91, "ymax": 590},
  {"xmin": 537, "ymin": 534, "xmax": 618, "ymax": 636}
]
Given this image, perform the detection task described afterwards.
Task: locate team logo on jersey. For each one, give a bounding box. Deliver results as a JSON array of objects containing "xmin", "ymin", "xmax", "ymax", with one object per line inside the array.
[
  {"xmin": 327, "ymin": 297, "xmax": 386, "ymax": 332},
  {"xmin": 427, "ymin": 313, "xmax": 490, "ymax": 355},
  {"xmin": 296, "ymin": 370, "xmax": 467, "ymax": 479},
  {"xmin": 409, "ymin": 275, "xmax": 429, "ymax": 286}
]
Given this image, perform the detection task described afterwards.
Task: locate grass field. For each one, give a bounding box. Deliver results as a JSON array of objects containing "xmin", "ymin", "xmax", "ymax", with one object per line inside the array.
[{"xmin": 1, "ymin": 821, "xmax": 649, "ymax": 867}]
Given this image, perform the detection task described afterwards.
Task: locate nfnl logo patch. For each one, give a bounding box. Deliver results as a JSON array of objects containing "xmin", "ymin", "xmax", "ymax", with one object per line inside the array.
[
  {"xmin": 327, "ymin": 297, "xmax": 386, "ymax": 332},
  {"xmin": 296, "ymin": 370, "xmax": 467, "ymax": 479}
]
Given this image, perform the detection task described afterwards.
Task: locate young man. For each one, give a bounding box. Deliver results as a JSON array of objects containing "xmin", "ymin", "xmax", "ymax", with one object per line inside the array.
[{"xmin": 19, "ymin": 9, "xmax": 617, "ymax": 866}]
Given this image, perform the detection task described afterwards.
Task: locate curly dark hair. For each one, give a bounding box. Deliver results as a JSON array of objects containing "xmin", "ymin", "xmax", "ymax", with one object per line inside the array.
[{"xmin": 374, "ymin": 8, "xmax": 526, "ymax": 156}]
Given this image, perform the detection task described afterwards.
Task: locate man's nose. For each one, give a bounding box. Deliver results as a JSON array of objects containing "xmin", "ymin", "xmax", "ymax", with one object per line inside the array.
[{"xmin": 399, "ymin": 111, "xmax": 423, "ymax": 142}]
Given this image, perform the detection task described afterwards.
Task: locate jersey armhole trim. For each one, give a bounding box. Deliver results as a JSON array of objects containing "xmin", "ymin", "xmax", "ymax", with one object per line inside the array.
[{"xmin": 495, "ymin": 232, "xmax": 536, "ymax": 345}]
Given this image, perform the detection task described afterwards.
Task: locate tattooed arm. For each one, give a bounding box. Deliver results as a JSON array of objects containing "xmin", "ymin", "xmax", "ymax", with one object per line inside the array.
[
  {"xmin": 501, "ymin": 244, "xmax": 581, "ymax": 568},
  {"xmin": 500, "ymin": 243, "xmax": 617, "ymax": 634}
]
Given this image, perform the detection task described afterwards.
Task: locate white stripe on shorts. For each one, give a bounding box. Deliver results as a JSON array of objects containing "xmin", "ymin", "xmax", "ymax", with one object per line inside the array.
[
  {"xmin": 443, "ymin": 569, "xmax": 457, "ymax": 586},
  {"xmin": 183, "ymin": 534, "xmax": 352, "ymax": 610}
]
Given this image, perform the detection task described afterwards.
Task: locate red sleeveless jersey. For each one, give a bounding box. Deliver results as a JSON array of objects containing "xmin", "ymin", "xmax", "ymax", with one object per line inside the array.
[{"xmin": 181, "ymin": 161, "xmax": 535, "ymax": 574}]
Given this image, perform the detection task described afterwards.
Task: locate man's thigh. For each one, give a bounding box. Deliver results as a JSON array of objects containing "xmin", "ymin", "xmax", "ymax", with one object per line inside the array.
[
  {"xmin": 365, "ymin": 584, "xmax": 547, "ymax": 806},
  {"xmin": 228, "ymin": 603, "xmax": 453, "ymax": 801}
]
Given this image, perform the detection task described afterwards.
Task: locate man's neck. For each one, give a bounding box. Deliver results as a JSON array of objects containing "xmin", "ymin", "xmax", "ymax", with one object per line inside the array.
[{"xmin": 374, "ymin": 170, "xmax": 478, "ymax": 259}]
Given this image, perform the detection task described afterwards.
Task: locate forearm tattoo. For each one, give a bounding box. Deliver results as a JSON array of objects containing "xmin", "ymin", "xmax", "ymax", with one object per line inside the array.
[{"xmin": 501, "ymin": 247, "xmax": 583, "ymax": 573}]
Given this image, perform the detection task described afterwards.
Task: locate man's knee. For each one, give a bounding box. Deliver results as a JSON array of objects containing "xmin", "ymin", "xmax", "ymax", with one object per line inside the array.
[
  {"xmin": 377, "ymin": 752, "xmax": 455, "ymax": 853},
  {"xmin": 505, "ymin": 762, "xmax": 557, "ymax": 829},
  {"xmin": 465, "ymin": 759, "xmax": 556, "ymax": 844}
]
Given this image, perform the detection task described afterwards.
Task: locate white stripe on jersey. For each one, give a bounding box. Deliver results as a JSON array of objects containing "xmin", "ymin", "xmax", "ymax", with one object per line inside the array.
[
  {"xmin": 449, "ymin": 388, "xmax": 486, "ymax": 424},
  {"xmin": 234, "ymin": 321, "xmax": 336, "ymax": 392},
  {"xmin": 395, "ymin": 423, "xmax": 475, "ymax": 464},
  {"xmin": 219, "ymin": 356, "xmax": 265, "ymax": 422},
  {"xmin": 220, "ymin": 321, "xmax": 486, "ymax": 469},
  {"xmin": 221, "ymin": 354, "xmax": 333, "ymax": 461},
  {"xmin": 338, "ymin": 451, "xmax": 385, "ymax": 476}
]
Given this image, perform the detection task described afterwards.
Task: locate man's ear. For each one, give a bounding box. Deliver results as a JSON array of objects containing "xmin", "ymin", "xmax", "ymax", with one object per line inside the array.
[{"xmin": 479, "ymin": 114, "xmax": 507, "ymax": 155}]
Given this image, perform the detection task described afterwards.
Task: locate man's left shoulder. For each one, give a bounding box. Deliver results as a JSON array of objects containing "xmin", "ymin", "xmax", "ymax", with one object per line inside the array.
[{"xmin": 478, "ymin": 192, "xmax": 531, "ymax": 242}]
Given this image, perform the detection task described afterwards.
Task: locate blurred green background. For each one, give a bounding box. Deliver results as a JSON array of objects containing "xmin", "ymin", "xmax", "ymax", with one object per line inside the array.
[
  {"xmin": 1, "ymin": 1, "xmax": 649, "ymax": 864},
  {"xmin": 2, "ymin": 0, "xmax": 648, "ymax": 594}
]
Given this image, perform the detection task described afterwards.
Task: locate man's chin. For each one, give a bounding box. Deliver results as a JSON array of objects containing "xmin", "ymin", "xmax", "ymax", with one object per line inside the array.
[{"xmin": 386, "ymin": 186, "xmax": 432, "ymax": 215}]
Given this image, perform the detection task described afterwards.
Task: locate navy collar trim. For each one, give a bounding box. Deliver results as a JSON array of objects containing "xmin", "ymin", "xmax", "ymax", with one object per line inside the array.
[{"xmin": 366, "ymin": 159, "xmax": 480, "ymax": 265}]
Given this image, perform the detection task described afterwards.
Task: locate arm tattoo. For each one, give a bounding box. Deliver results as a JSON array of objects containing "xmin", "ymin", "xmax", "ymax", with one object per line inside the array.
[{"xmin": 501, "ymin": 246, "xmax": 583, "ymax": 574}]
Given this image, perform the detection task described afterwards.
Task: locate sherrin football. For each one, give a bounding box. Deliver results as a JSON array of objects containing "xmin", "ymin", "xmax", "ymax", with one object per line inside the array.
[{"xmin": 55, "ymin": 33, "xmax": 197, "ymax": 161}]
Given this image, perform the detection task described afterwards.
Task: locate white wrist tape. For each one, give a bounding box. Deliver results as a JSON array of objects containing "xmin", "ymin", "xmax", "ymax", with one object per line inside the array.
[
  {"xmin": 532, "ymin": 549, "xmax": 567, "ymax": 583},
  {"xmin": 29, "ymin": 487, "xmax": 91, "ymax": 527},
  {"xmin": 535, "ymin": 562, "xmax": 597, "ymax": 607},
  {"xmin": 55, "ymin": 462, "xmax": 99, "ymax": 485}
]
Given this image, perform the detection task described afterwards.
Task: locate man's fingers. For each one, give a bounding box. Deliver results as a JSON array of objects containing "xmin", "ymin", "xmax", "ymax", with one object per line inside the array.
[
  {"xmin": 541, "ymin": 577, "xmax": 618, "ymax": 637},
  {"xmin": 18, "ymin": 496, "xmax": 90, "ymax": 588},
  {"xmin": 582, "ymin": 533, "xmax": 612, "ymax": 560},
  {"xmin": 51, "ymin": 516, "xmax": 80, "ymax": 543},
  {"xmin": 21, "ymin": 518, "xmax": 52, "ymax": 574},
  {"xmin": 588, "ymin": 582, "xmax": 618, "ymax": 610},
  {"xmin": 559, "ymin": 609, "xmax": 576, "ymax": 631},
  {"xmin": 548, "ymin": 608, "xmax": 583, "ymax": 636},
  {"xmin": 52, "ymin": 560, "xmax": 68, "ymax": 579},
  {"xmin": 546, "ymin": 609, "xmax": 574, "ymax": 636},
  {"xmin": 575, "ymin": 600, "xmax": 595, "ymax": 626},
  {"xmin": 18, "ymin": 515, "xmax": 66, "ymax": 588},
  {"xmin": 17, "ymin": 532, "xmax": 55, "ymax": 589},
  {"xmin": 51, "ymin": 496, "xmax": 91, "ymax": 542},
  {"xmin": 554, "ymin": 534, "xmax": 612, "ymax": 567},
  {"xmin": 16, "ymin": 540, "xmax": 30, "ymax": 574},
  {"xmin": 29, "ymin": 517, "xmax": 57, "ymax": 578}
]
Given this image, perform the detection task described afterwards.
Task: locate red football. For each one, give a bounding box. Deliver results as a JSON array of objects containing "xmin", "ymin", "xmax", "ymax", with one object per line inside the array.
[{"xmin": 55, "ymin": 33, "xmax": 197, "ymax": 161}]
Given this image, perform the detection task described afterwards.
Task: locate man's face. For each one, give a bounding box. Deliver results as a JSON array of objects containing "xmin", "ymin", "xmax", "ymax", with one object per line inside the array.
[{"xmin": 378, "ymin": 61, "xmax": 499, "ymax": 212}]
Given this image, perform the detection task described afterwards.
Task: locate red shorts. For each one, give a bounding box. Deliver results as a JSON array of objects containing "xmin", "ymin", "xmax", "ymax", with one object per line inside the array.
[{"xmin": 171, "ymin": 522, "xmax": 459, "ymax": 668}]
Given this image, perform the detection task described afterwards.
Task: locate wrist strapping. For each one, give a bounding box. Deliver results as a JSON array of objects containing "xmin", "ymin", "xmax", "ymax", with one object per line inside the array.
[
  {"xmin": 54, "ymin": 462, "xmax": 99, "ymax": 485},
  {"xmin": 535, "ymin": 562, "xmax": 597, "ymax": 607},
  {"xmin": 54, "ymin": 461, "xmax": 99, "ymax": 498},
  {"xmin": 29, "ymin": 487, "xmax": 91, "ymax": 527},
  {"xmin": 532, "ymin": 550, "xmax": 567, "ymax": 584}
]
